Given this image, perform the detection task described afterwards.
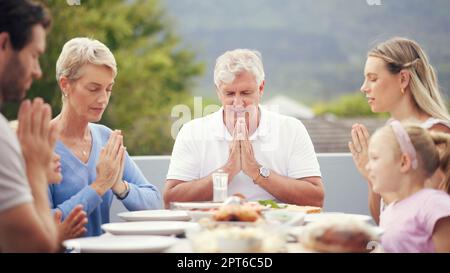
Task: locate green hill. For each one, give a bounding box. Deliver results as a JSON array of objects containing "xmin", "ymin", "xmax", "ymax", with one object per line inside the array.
[{"xmin": 162, "ymin": 0, "xmax": 450, "ymax": 103}]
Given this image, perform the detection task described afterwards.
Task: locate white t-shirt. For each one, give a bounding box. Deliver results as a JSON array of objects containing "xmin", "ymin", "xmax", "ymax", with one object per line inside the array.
[
  {"xmin": 0, "ymin": 114, "xmax": 32, "ymax": 213},
  {"xmin": 167, "ymin": 106, "xmax": 321, "ymax": 201}
]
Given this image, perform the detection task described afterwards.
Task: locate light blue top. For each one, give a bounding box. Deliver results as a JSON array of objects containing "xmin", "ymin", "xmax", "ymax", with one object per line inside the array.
[{"xmin": 48, "ymin": 123, "xmax": 162, "ymax": 236}]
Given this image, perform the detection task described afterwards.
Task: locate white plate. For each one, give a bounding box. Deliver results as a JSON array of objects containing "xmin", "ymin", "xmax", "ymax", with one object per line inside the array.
[
  {"xmin": 170, "ymin": 202, "xmax": 224, "ymax": 210},
  {"xmin": 287, "ymin": 225, "xmax": 384, "ymax": 242},
  {"xmin": 187, "ymin": 210, "xmax": 215, "ymax": 221},
  {"xmin": 63, "ymin": 235, "xmax": 179, "ymax": 253},
  {"xmin": 263, "ymin": 210, "xmax": 306, "ymax": 226},
  {"xmin": 209, "ymin": 221, "xmax": 263, "ymax": 227},
  {"xmin": 289, "ymin": 225, "xmax": 383, "ymax": 236},
  {"xmin": 304, "ymin": 212, "xmax": 373, "ymax": 223},
  {"xmin": 101, "ymin": 221, "xmax": 199, "ymax": 236},
  {"xmin": 288, "ymin": 226, "xmax": 307, "ymax": 237},
  {"xmin": 118, "ymin": 210, "xmax": 191, "ymax": 222}
]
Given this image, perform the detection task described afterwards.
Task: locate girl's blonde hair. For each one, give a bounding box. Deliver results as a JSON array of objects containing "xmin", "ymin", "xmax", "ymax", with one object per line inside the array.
[
  {"xmin": 56, "ymin": 37, "xmax": 117, "ymax": 82},
  {"xmin": 369, "ymin": 37, "xmax": 450, "ymax": 121},
  {"xmin": 432, "ymin": 132, "xmax": 450, "ymax": 194},
  {"xmin": 382, "ymin": 123, "xmax": 450, "ymax": 193}
]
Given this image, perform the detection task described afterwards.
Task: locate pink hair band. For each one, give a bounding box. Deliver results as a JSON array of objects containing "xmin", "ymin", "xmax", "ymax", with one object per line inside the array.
[{"xmin": 389, "ymin": 120, "xmax": 418, "ymax": 169}]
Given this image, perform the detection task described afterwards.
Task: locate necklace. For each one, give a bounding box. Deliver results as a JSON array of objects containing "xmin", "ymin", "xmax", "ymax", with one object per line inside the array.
[
  {"xmin": 76, "ymin": 142, "xmax": 90, "ymax": 163},
  {"xmin": 80, "ymin": 137, "xmax": 90, "ymax": 157},
  {"xmin": 59, "ymin": 119, "xmax": 91, "ymax": 161},
  {"xmin": 73, "ymin": 131, "xmax": 91, "ymax": 159}
]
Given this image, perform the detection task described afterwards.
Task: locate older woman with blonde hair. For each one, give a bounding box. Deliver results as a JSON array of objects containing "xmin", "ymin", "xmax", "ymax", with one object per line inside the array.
[
  {"xmin": 349, "ymin": 37, "xmax": 450, "ymax": 224},
  {"xmin": 49, "ymin": 37, "xmax": 161, "ymax": 236}
]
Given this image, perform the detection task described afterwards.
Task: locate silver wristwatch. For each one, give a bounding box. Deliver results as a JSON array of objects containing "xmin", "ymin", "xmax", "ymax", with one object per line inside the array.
[
  {"xmin": 259, "ymin": 166, "xmax": 271, "ymax": 178},
  {"xmin": 115, "ymin": 181, "xmax": 130, "ymax": 200}
]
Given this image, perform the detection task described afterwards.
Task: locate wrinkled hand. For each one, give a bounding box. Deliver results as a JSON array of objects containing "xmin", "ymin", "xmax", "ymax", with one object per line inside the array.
[
  {"xmin": 92, "ymin": 130, "xmax": 125, "ymax": 196},
  {"xmin": 348, "ymin": 124, "xmax": 371, "ymax": 179},
  {"xmin": 223, "ymin": 125, "xmax": 242, "ymax": 180},
  {"xmin": 240, "ymin": 121, "xmax": 260, "ymax": 180},
  {"xmin": 55, "ymin": 205, "xmax": 87, "ymax": 242},
  {"xmin": 17, "ymin": 98, "xmax": 58, "ymax": 179}
]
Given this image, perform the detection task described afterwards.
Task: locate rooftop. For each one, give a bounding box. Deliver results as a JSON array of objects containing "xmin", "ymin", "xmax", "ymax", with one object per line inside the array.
[{"xmin": 300, "ymin": 116, "xmax": 387, "ymax": 153}]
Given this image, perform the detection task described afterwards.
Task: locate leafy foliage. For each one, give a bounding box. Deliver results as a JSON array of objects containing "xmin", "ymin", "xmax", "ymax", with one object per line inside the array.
[
  {"xmin": 313, "ymin": 92, "xmax": 386, "ymax": 117},
  {"xmin": 2, "ymin": 0, "xmax": 204, "ymax": 155},
  {"xmin": 163, "ymin": 0, "xmax": 450, "ymax": 102}
]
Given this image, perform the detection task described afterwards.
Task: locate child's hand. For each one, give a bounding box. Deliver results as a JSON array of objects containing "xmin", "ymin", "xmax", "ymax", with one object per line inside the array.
[{"xmin": 54, "ymin": 205, "xmax": 87, "ymax": 243}]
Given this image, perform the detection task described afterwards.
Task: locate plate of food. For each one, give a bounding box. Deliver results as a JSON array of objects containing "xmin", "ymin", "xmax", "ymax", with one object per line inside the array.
[
  {"xmin": 170, "ymin": 202, "xmax": 224, "ymax": 210},
  {"xmin": 63, "ymin": 235, "xmax": 180, "ymax": 253},
  {"xmin": 193, "ymin": 203, "xmax": 266, "ymax": 228},
  {"xmin": 281, "ymin": 205, "xmax": 322, "ymax": 214},
  {"xmin": 298, "ymin": 217, "xmax": 382, "ymax": 253},
  {"xmin": 257, "ymin": 200, "xmax": 322, "ymax": 214},
  {"xmin": 213, "ymin": 203, "xmax": 263, "ymax": 222},
  {"xmin": 118, "ymin": 210, "xmax": 191, "ymax": 222},
  {"xmin": 101, "ymin": 221, "xmax": 199, "ymax": 236},
  {"xmin": 288, "ymin": 225, "xmax": 383, "ymax": 239},
  {"xmin": 186, "ymin": 210, "xmax": 216, "ymax": 222},
  {"xmin": 187, "ymin": 225, "xmax": 285, "ymax": 253},
  {"xmin": 304, "ymin": 212, "xmax": 373, "ymax": 223},
  {"xmin": 263, "ymin": 210, "xmax": 306, "ymax": 226}
]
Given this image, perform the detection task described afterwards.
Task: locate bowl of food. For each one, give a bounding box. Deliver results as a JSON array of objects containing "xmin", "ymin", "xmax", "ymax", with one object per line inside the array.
[
  {"xmin": 213, "ymin": 204, "xmax": 263, "ymax": 222},
  {"xmin": 186, "ymin": 225, "xmax": 285, "ymax": 253},
  {"xmin": 263, "ymin": 210, "xmax": 306, "ymax": 226},
  {"xmin": 299, "ymin": 218, "xmax": 381, "ymax": 253},
  {"xmin": 217, "ymin": 232, "xmax": 263, "ymax": 253}
]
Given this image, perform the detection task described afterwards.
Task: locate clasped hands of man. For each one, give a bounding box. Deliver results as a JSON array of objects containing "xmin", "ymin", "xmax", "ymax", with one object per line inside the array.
[{"xmin": 222, "ymin": 117, "xmax": 262, "ymax": 184}]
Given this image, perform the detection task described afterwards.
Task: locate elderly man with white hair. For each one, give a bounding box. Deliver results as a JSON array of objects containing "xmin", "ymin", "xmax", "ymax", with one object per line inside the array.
[{"xmin": 164, "ymin": 49, "xmax": 324, "ymax": 208}]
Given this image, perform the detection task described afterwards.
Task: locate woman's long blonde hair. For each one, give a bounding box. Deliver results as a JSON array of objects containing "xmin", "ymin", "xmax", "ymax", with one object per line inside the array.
[{"xmin": 369, "ymin": 37, "xmax": 450, "ymax": 121}]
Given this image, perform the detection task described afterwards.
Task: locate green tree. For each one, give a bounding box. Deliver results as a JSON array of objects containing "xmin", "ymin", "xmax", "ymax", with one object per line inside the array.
[
  {"xmin": 2, "ymin": 0, "xmax": 204, "ymax": 155},
  {"xmin": 313, "ymin": 92, "xmax": 386, "ymax": 117}
]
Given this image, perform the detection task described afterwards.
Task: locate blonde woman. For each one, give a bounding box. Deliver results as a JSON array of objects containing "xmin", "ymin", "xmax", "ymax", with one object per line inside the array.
[
  {"xmin": 349, "ymin": 37, "xmax": 450, "ymax": 224},
  {"xmin": 49, "ymin": 37, "xmax": 162, "ymax": 237}
]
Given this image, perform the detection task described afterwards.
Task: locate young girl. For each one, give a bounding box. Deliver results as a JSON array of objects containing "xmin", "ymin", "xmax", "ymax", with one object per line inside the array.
[
  {"xmin": 47, "ymin": 153, "xmax": 88, "ymax": 243},
  {"xmin": 10, "ymin": 120, "xmax": 87, "ymax": 245},
  {"xmin": 366, "ymin": 121, "xmax": 450, "ymax": 252}
]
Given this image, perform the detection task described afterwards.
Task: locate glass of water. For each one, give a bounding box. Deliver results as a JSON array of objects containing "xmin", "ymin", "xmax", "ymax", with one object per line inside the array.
[{"xmin": 212, "ymin": 169, "xmax": 228, "ymax": 202}]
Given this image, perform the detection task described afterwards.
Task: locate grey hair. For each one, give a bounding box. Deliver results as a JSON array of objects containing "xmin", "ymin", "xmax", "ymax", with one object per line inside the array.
[
  {"xmin": 214, "ymin": 49, "xmax": 265, "ymax": 88},
  {"xmin": 56, "ymin": 37, "xmax": 117, "ymax": 82}
]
